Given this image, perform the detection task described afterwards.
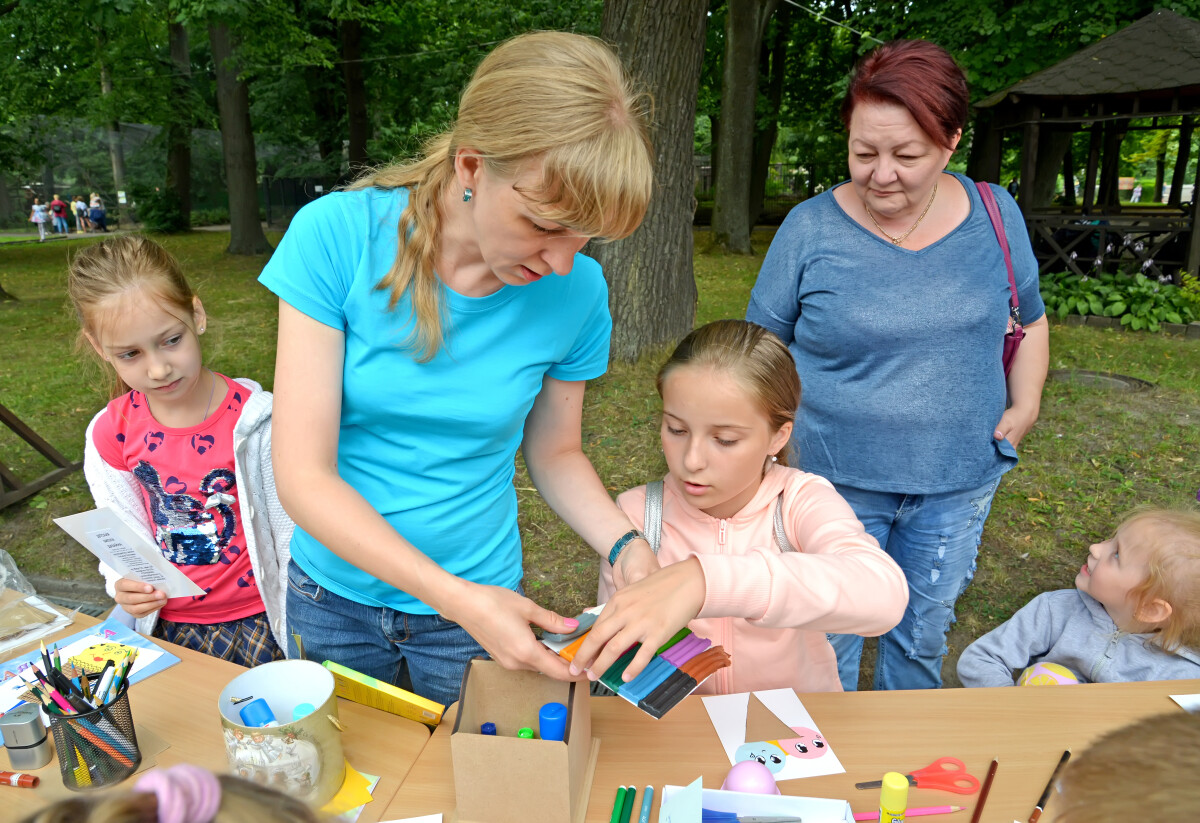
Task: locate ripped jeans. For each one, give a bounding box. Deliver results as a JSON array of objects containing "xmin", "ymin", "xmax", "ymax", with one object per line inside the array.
[{"xmin": 826, "ymin": 476, "xmax": 1003, "ymax": 691}]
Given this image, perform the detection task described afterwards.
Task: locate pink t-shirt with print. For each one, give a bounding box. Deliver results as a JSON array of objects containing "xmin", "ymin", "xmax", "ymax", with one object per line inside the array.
[{"xmin": 93, "ymin": 373, "xmax": 265, "ymax": 624}]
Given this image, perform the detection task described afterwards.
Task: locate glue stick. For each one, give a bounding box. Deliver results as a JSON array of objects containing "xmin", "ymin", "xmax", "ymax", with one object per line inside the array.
[{"xmin": 879, "ymin": 771, "xmax": 909, "ymax": 822}]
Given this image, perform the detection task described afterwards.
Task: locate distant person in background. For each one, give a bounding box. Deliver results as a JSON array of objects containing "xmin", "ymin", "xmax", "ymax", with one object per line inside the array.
[
  {"xmin": 28, "ymin": 197, "xmax": 48, "ymax": 242},
  {"xmin": 1131, "ymin": 183, "xmax": 1143, "ymax": 203},
  {"xmin": 49, "ymin": 194, "xmax": 70, "ymax": 234},
  {"xmin": 89, "ymin": 192, "xmax": 108, "ymax": 232},
  {"xmin": 72, "ymin": 195, "xmax": 90, "ymax": 233},
  {"xmin": 1006, "ymin": 178, "xmax": 1019, "ymax": 198}
]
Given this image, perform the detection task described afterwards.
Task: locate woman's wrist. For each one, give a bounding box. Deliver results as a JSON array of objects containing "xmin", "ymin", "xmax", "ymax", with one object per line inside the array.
[{"xmin": 608, "ymin": 529, "xmax": 648, "ymax": 567}]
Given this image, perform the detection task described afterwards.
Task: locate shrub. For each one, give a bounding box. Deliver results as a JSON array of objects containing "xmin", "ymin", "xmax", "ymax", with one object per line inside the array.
[
  {"xmin": 136, "ymin": 189, "xmax": 189, "ymax": 233},
  {"xmin": 190, "ymin": 208, "xmax": 230, "ymax": 227},
  {"xmin": 1040, "ymin": 271, "xmax": 1197, "ymax": 332}
]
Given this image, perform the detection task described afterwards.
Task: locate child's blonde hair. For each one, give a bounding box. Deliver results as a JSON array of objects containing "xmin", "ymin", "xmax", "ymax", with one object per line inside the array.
[
  {"xmin": 18, "ymin": 773, "xmax": 319, "ymax": 823},
  {"xmin": 1056, "ymin": 711, "xmax": 1200, "ymax": 822},
  {"xmin": 67, "ymin": 236, "xmax": 198, "ymax": 400},
  {"xmin": 1119, "ymin": 507, "xmax": 1200, "ymax": 651},
  {"xmin": 351, "ymin": 30, "xmax": 654, "ymax": 361},
  {"xmin": 657, "ymin": 320, "xmax": 799, "ymax": 466}
]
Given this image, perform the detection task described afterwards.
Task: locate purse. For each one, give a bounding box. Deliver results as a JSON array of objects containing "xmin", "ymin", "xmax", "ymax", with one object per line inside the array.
[{"xmin": 975, "ymin": 181, "xmax": 1024, "ymax": 375}]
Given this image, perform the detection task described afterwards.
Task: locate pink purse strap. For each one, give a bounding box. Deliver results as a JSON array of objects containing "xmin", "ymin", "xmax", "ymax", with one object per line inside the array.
[{"xmin": 975, "ymin": 181, "xmax": 1021, "ymax": 325}]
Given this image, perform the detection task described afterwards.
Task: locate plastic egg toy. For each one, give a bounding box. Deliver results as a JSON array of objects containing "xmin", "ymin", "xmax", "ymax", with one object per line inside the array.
[
  {"xmin": 1017, "ymin": 662, "xmax": 1080, "ymax": 686},
  {"xmin": 721, "ymin": 759, "xmax": 781, "ymax": 795}
]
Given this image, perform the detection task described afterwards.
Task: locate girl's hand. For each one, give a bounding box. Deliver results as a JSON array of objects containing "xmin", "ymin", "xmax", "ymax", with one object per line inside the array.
[
  {"xmin": 613, "ymin": 538, "xmax": 661, "ymax": 589},
  {"xmin": 569, "ymin": 556, "xmax": 706, "ymax": 685},
  {"xmin": 113, "ymin": 578, "xmax": 167, "ymax": 618},
  {"xmin": 438, "ymin": 582, "xmax": 581, "ymax": 680}
]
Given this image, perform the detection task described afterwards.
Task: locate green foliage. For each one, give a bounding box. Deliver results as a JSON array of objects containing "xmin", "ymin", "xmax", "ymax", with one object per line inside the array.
[
  {"xmin": 1180, "ymin": 272, "xmax": 1200, "ymax": 312},
  {"xmin": 191, "ymin": 207, "xmax": 231, "ymax": 227},
  {"xmin": 1040, "ymin": 271, "xmax": 1198, "ymax": 331},
  {"xmin": 136, "ymin": 189, "xmax": 190, "ymax": 233}
]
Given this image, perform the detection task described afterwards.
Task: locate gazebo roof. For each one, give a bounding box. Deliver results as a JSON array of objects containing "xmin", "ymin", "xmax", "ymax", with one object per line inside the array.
[{"xmin": 978, "ymin": 8, "xmax": 1200, "ymax": 106}]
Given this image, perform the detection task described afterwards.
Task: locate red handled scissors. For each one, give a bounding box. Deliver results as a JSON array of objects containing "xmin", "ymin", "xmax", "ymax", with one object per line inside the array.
[{"xmin": 855, "ymin": 757, "xmax": 981, "ymax": 794}]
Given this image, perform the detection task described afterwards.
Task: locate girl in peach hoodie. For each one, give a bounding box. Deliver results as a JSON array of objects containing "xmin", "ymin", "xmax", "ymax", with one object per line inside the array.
[{"xmin": 571, "ymin": 320, "xmax": 908, "ymax": 694}]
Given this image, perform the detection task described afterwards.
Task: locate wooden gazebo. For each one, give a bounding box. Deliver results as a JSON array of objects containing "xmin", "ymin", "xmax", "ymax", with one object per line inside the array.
[{"xmin": 973, "ymin": 9, "xmax": 1200, "ymax": 280}]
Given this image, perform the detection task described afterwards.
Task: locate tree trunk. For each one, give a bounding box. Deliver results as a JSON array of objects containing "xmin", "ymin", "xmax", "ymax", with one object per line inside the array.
[
  {"xmin": 748, "ymin": 6, "xmax": 789, "ymax": 226},
  {"xmin": 965, "ymin": 110, "xmax": 1002, "ymax": 184},
  {"xmin": 342, "ymin": 19, "xmax": 370, "ymax": 174},
  {"xmin": 595, "ymin": 0, "xmax": 708, "ymax": 362},
  {"xmin": 1154, "ymin": 151, "xmax": 1166, "ymax": 203},
  {"xmin": 0, "ymin": 172, "xmax": 13, "ymax": 223},
  {"xmin": 1030, "ymin": 130, "xmax": 1071, "ymax": 209},
  {"xmin": 166, "ymin": 20, "xmax": 192, "ymax": 221},
  {"xmin": 41, "ymin": 159, "xmax": 54, "ymax": 202},
  {"xmin": 209, "ymin": 22, "xmax": 272, "ymax": 255},
  {"xmin": 1060, "ymin": 142, "xmax": 1075, "ymax": 207},
  {"xmin": 710, "ymin": 0, "xmax": 779, "ymax": 254},
  {"xmin": 0, "ymin": 280, "xmax": 16, "ymax": 301},
  {"xmin": 98, "ymin": 61, "xmax": 127, "ymax": 198},
  {"xmin": 1169, "ymin": 116, "xmax": 1193, "ymax": 208}
]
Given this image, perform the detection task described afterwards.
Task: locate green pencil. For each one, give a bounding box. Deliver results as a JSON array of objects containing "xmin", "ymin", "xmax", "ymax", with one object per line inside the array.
[
  {"xmin": 609, "ymin": 786, "xmax": 627, "ymax": 823},
  {"xmin": 620, "ymin": 785, "xmax": 637, "ymax": 823}
]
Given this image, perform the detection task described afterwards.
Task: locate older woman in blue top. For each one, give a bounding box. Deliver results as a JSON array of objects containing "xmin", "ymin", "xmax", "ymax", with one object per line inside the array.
[
  {"xmin": 258, "ymin": 32, "xmax": 660, "ymax": 706},
  {"xmin": 747, "ymin": 39, "xmax": 1049, "ymax": 691}
]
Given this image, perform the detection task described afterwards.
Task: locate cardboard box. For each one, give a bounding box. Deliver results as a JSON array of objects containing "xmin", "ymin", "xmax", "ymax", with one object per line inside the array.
[{"xmin": 451, "ymin": 659, "xmax": 599, "ymax": 823}]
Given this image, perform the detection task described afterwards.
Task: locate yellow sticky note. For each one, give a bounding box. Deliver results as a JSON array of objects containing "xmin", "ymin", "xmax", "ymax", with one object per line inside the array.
[{"xmin": 320, "ymin": 761, "xmax": 374, "ymax": 816}]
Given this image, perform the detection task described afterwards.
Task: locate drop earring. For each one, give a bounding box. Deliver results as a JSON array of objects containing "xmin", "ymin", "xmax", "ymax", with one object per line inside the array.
[{"xmin": 463, "ymin": 188, "xmax": 473, "ymax": 203}]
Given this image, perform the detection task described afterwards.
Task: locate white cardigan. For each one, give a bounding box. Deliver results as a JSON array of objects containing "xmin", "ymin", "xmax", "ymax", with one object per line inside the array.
[{"xmin": 83, "ymin": 378, "xmax": 292, "ymax": 648}]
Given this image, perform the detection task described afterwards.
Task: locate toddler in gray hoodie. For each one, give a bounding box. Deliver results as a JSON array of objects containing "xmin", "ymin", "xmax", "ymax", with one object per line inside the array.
[{"xmin": 958, "ymin": 508, "xmax": 1200, "ymax": 686}]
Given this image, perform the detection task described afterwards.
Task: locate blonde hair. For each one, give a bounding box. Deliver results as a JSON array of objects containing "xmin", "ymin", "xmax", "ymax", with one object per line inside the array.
[
  {"xmin": 1118, "ymin": 507, "xmax": 1200, "ymax": 651},
  {"xmin": 656, "ymin": 320, "xmax": 799, "ymax": 466},
  {"xmin": 18, "ymin": 774, "xmax": 320, "ymax": 823},
  {"xmin": 67, "ymin": 235, "xmax": 199, "ymax": 399},
  {"xmin": 351, "ymin": 30, "xmax": 654, "ymax": 361},
  {"xmin": 1056, "ymin": 711, "xmax": 1200, "ymax": 822}
]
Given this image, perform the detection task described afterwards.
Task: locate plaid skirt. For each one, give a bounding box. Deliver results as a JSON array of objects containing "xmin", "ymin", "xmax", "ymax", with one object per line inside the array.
[{"xmin": 152, "ymin": 612, "xmax": 284, "ymax": 668}]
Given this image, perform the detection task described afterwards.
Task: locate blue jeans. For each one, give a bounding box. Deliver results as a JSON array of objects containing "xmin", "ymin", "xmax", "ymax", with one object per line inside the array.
[
  {"xmin": 827, "ymin": 476, "xmax": 1002, "ymax": 691},
  {"xmin": 285, "ymin": 560, "xmax": 488, "ymax": 706}
]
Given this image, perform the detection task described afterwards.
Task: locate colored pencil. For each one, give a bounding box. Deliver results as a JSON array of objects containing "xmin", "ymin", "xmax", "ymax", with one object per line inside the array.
[
  {"xmin": 854, "ymin": 806, "xmax": 967, "ymax": 821},
  {"xmin": 969, "ymin": 759, "xmax": 999, "ymax": 823},
  {"xmin": 1028, "ymin": 750, "xmax": 1071, "ymax": 823}
]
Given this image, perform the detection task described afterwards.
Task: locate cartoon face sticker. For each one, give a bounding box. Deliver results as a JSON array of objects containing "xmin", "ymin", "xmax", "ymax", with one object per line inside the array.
[
  {"xmin": 734, "ymin": 741, "xmax": 787, "ymax": 773},
  {"xmin": 775, "ymin": 726, "xmax": 828, "ymax": 760}
]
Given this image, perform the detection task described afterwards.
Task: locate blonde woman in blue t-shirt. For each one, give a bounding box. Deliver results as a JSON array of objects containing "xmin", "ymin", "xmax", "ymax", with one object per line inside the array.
[
  {"xmin": 747, "ymin": 39, "xmax": 1050, "ymax": 692},
  {"xmin": 259, "ymin": 32, "xmax": 658, "ymax": 705}
]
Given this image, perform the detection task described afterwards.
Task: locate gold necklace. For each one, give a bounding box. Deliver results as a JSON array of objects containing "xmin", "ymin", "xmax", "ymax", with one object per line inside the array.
[{"xmin": 864, "ymin": 181, "xmax": 938, "ymax": 246}]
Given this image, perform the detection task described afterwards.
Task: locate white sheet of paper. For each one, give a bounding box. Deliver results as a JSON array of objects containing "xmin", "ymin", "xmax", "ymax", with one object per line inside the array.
[
  {"xmin": 701, "ymin": 689, "xmax": 845, "ymax": 780},
  {"xmin": 1171, "ymin": 693, "xmax": 1200, "ymax": 712},
  {"xmin": 54, "ymin": 508, "xmax": 203, "ymax": 597},
  {"xmin": 659, "ymin": 776, "xmax": 703, "ymax": 823},
  {"xmin": 660, "ymin": 784, "xmax": 854, "ymax": 823},
  {"xmin": 378, "ymin": 817, "xmax": 442, "ymax": 823}
]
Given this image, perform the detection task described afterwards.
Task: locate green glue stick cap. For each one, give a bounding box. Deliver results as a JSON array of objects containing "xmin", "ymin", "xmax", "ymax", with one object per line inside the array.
[
  {"xmin": 517, "ymin": 727, "xmax": 535, "ymax": 739},
  {"xmin": 879, "ymin": 771, "xmax": 910, "ymax": 822}
]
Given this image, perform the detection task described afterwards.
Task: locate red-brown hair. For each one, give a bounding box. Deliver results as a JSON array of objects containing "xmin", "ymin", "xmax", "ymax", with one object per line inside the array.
[{"xmin": 841, "ymin": 40, "xmax": 968, "ymax": 150}]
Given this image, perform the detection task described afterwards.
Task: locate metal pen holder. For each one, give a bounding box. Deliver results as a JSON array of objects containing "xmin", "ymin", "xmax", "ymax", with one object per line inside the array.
[{"xmin": 48, "ymin": 674, "xmax": 141, "ymax": 791}]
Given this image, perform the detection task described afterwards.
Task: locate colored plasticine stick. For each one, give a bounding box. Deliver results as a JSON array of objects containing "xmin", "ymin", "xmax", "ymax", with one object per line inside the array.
[
  {"xmin": 655, "ymin": 628, "xmax": 691, "ymax": 654},
  {"xmin": 662, "ymin": 634, "xmax": 712, "ymax": 666},
  {"xmin": 599, "ymin": 647, "xmax": 641, "ymax": 693},
  {"xmin": 618, "ymin": 656, "xmax": 676, "ymax": 703}
]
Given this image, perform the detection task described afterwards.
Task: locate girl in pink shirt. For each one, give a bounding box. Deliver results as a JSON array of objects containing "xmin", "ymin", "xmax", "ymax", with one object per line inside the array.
[
  {"xmin": 70, "ymin": 236, "xmax": 291, "ymax": 667},
  {"xmin": 574, "ymin": 320, "xmax": 908, "ymax": 693}
]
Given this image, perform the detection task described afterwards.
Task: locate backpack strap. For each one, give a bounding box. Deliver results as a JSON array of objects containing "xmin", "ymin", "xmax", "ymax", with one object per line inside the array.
[
  {"xmin": 643, "ymin": 480, "xmax": 664, "ymax": 555},
  {"xmin": 647, "ymin": 479, "xmax": 796, "ymax": 553}
]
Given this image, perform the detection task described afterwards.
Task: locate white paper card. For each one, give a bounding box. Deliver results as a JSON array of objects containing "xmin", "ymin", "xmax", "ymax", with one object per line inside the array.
[
  {"xmin": 1171, "ymin": 693, "xmax": 1200, "ymax": 712},
  {"xmin": 660, "ymin": 784, "xmax": 854, "ymax": 823},
  {"xmin": 379, "ymin": 817, "xmax": 442, "ymax": 823},
  {"xmin": 701, "ymin": 689, "xmax": 845, "ymax": 781},
  {"xmin": 54, "ymin": 508, "xmax": 203, "ymax": 597},
  {"xmin": 659, "ymin": 776, "xmax": 703, "ymax": 823}
]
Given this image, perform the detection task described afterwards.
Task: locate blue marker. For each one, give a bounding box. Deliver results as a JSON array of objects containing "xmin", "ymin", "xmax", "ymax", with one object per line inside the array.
[{"xmin": 638, "ymin": 785, "xmax": 653, "ymax": 823}]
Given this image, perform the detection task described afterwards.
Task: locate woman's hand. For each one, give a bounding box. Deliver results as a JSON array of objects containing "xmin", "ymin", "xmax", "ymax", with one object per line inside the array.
[
  {"xmin": 569, "ymin": 556, "xmax": 706, "ymax": 685},
  {"xmin": 113, "ymin": 578, "xmax": 167, "ymax": 618},
  {"xmin": 993, "ymin": 404, "xmax": 1038, "ymax": 449},
  {"xmin": 612, "ymin": 538, "xmax": 661, "ymax": 589},
  {"xmin": 438, "ymin": 581, "xmax": 581, "ymax": 680}
]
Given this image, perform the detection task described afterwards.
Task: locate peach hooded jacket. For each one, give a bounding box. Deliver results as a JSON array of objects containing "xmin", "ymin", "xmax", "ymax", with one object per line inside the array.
[{"xmin": 598, "ymin": 465, "xmax": 908, "ymax": 695}]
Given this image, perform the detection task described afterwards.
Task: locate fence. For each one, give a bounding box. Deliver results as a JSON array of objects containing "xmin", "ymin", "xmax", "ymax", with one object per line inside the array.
[{"xmin": 692, "ymin": 158, "xmax": 806, "ymax": 225}]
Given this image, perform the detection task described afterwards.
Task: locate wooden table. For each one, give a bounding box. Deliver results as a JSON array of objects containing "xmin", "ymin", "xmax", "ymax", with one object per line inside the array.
[
  {"xmin": 5, "ymin": 613, "xmax": 433, "ymax": 821},
  {"xmin": 384, "ymin": 678, "xmax": 1200, "ymax": 822}
]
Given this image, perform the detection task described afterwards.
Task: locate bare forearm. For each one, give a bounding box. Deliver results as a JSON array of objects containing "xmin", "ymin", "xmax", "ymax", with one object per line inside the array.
[
  {"xmin": 1007, "ymin": 317, "xmax": 1049, "ymax": 416},
  {"xmin": 524, "ymin": 447, "xmax": 636, "ymax": 556}
]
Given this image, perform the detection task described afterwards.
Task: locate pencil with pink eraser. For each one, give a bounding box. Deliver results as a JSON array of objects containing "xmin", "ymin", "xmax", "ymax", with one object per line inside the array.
[{"xmin": 854, "ymin": 805, "xmax": 966, "ymax": 821}]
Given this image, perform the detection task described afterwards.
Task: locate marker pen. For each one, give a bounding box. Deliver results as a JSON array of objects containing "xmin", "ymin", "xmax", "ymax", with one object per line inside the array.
[
  {"xmin": 638, "ymin": 785, "xmax": 653, "ymax": 823},
  {"xmin": 0, "ymin": 771, "xmax": 39, "ymax": 788}
]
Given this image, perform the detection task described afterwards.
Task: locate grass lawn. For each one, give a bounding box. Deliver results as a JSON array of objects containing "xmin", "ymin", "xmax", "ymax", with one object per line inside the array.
[{"xmin": 2, "ymin": 228, "xmax": 1198, "ymax": 687}]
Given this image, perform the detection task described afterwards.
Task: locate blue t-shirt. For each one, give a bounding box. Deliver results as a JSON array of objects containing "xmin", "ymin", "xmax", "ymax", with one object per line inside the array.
[
  {"xmin": 746, "ymin": 173, "xmax": 1046, "ymax": 494},
  {"xmin": 258, "ymin": 188, "xmax": 611, "ymax": 612}
]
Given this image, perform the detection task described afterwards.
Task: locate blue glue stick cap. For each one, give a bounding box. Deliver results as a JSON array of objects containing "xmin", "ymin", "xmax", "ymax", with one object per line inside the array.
[
  {"xmin": 539, "ymin": 701, "xmax": 567, "ymax": 741},
  {"xmin": 481, "ymin": 722, "xmax": 496, "ymax": 735},
  {"xmin": 239, "ymin": 698, "xmax": 277, "ymax": 728}
]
